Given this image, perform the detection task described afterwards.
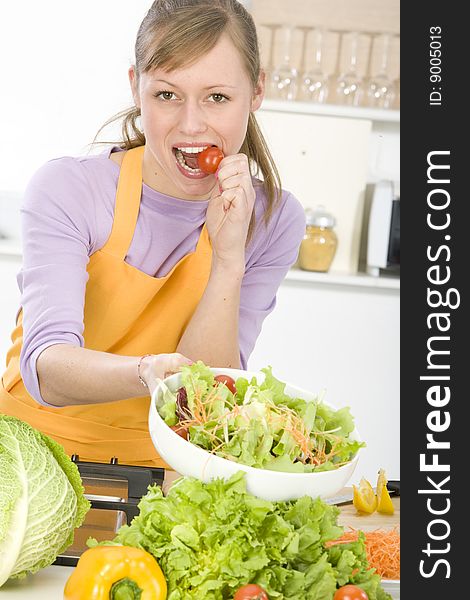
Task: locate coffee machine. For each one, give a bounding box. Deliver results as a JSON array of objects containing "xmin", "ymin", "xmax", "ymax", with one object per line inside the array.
[{"xmin": 366, "ymin": 180, "xmax": 400, "ymax": 277}]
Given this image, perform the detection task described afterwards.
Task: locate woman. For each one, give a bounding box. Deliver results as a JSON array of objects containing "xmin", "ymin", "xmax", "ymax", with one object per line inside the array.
[{"xmin": 0, "ymin": 0, "xmax": 305, "ymax": 468}]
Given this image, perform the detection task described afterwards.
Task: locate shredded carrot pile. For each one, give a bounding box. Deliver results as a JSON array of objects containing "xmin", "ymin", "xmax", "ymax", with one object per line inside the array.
[{"xmin": 327, "ymin": 527, "xmax": 400, "ymax": 580}]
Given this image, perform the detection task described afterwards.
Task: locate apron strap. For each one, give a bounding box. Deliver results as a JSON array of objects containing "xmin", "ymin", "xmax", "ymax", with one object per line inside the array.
[{"xmin": 101, "ymin": 145, "xmax": 145, "ymax": 260}]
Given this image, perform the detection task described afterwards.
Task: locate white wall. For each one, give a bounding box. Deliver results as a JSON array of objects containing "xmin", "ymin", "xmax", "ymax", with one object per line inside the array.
[
  {"xmin": 0, "ymin": 256, "xmax": 22, "ymax": 368},
  {"xmin": 0, "ymin": 1, "xmax": 150, "ymax": 192},
  {"xmin": 248, "ymin": 279, "xmax": 400, "ymax": 484},
  {"xmin": 0, "ymin": 3, "xmax": 399, "ymax": 193}
]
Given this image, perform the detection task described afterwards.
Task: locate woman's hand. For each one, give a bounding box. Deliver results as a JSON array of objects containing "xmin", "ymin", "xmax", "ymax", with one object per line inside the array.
[
  {"xmin": 205, "ymin": 153, "xmax": 255, "ymax": 268},
  {"xmin": 139, "ymin": 353, "xmax": 193, "ymax": 396}
]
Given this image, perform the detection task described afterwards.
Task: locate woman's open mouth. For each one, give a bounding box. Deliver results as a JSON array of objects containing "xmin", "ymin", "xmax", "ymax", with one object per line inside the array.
[{"xmin": 173, "ymin": 146, "xmax": 209, "ymax": 179}]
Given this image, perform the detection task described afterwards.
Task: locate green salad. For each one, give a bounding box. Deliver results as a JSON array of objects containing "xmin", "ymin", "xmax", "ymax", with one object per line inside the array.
[
  {"xmin": 93, "ymin": 472, "xmax": 391, "ymax": 599},
  {"xmin": 155, "ymin": 362, "xmax": 364, "ymax": 473}
]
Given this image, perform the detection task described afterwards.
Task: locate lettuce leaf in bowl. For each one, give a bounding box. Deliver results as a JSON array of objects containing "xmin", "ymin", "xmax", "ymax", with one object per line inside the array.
[{"xmin": 155, "ymin": 362, "xmax": 365, "ymax": 474}]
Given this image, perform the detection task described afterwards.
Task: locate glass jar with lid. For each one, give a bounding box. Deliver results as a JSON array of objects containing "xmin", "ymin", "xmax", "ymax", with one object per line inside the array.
[{"xmin": 298, "ymin": 205, "xmax": 338, "ymax": 272}]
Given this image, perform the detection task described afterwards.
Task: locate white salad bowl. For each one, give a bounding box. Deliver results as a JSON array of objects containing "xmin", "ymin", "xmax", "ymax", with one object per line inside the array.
[{"xmin": 148, "ymin": 368, "xmax": 362, "ymax": 502}]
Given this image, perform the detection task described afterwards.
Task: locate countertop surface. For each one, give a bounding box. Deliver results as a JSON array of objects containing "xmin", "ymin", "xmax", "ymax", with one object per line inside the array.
[
  {"xmin": 0, "ymin": 492, "xmax": 400, "ymax": 599},
  {"xmin": 0, "ymin": 244, "xmax": 400, "ymax": 291},
  {"xmin": 0, "ymin": 566, "xmax": 74, "ymax": 597},
  {"xmin": 285, "ymin": 267, "xmax": 400, "ymax": 290}
]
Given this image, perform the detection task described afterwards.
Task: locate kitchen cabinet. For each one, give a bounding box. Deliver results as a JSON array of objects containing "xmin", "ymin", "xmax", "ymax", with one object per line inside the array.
[
  {"xmin": 257, "ymin": 100, "xmax": 400, "ymax": 193},
  {"xmin": 257, "ymin": 100, "xmax": 400, "ymax": 274}
]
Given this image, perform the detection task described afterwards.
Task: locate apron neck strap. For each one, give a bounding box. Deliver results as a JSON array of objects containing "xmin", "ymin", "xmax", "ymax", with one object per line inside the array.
[{"xmin": 102, "ymin": 145, "xmax": 145, "ymax": 260}]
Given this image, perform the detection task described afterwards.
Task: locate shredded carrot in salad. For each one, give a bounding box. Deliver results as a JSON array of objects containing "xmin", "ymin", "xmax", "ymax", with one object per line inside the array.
[
  {"xmin": 179, "ymin": 376, "xmax": 351, "ymax": 469},
  {"xmin": 327, "ymin": 527, "xmax": 400, "ymax": 580}
]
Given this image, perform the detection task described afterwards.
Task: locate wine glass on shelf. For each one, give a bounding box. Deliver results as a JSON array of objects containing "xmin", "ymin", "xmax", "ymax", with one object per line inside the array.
[
  {"xmin": 269, "ymin": 25, "xmax": 298, "ymax": 101},
  {"xmin": 392, "ymin": 76, "xmax": 400, "ymax": 110},
  {"xmin": 261, "ymin": 23, "xmax": 282, "ymax": 99},
  {"xmin": 365, "ymin": 33, "xmax": 396, "ymax": 109},
  {"xmin": 391, "ymin": 35, "xmax": 400, "ymax": 110},
  {"xmin": 299, "ymin": 28, "xmax": 330, "ymax": 104},
  {"xmin": 325, "ymin": 30, "xmax": 341, "ymax": 104},
  {"xmin": 335, "ymin": 31, "xmax": 364, "ymax": 107}
]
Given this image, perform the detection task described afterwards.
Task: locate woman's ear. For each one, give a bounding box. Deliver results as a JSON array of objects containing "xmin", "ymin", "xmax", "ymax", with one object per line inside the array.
[
  {"xmin": 128, "ymin": 66, "xmax": 141, "ymax": 108},
  {"xmin": 251, "ymin": 69, "xmax": 266, "ymax": 112}
]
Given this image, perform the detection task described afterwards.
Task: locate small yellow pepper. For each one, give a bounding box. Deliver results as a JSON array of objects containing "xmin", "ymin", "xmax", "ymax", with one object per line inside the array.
[{"xmin": 63, "ymin": 545, "xmax": 167, "ymax": 600}]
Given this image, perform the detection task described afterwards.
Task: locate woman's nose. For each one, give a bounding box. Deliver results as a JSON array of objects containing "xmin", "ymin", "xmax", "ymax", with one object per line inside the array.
[{"xmin": 178, "ymin": 100, "xmax": 208, "ymax": 136}]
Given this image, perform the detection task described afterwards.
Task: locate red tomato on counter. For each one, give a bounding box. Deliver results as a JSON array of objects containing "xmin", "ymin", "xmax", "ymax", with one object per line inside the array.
[
  {"xmin": 197, "ymin": 146, "xmax": 224, "ymax": 174},
  {"xmin": 234, "ymin": 584, "xmax": 269, "ymax": 600},
  {"xmin": 214, "ymin": 374, "xmax": 237, "ymax": 394},
  {"xmin": 333, "ymin": 585, "xmax": 369, "ymax": 600}
]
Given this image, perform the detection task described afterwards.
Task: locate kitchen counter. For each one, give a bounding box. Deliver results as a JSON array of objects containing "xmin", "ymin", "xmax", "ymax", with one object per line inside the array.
[
  {"xmin": 0, "ymin": 491, "xmax": 400, "ymax": 599},
  {"xmin": 0, "ymin": 239, "xmax": 22, "ymax": 258},
  {"xmin": 337, "ymin": 490, "xmax": 400, "ymax": 531},
  {"xmin": 285, "ymin": 267, "xmax": 400, "ymax": 290},
  {"xmin": 0, "ymin": 243, "xmax": 399, "ymax": 292},
  {"xmin": 0, "ymin": 566, "xmax": 74, "ymax": 598}
]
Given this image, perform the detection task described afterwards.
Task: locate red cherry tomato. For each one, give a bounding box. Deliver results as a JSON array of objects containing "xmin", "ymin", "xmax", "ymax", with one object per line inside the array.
[
  {"xmin": 170, "ymin": 424, "xmax": 188, "ymax": 440},
  {"xmin": 197, "ymin": 146, "xmax": 224, "ymax": 174},
  {"xmin": 233, "ymin": 584, "xmax": 269, "ymax": 600},
  {"xmin": 333, "ymin": 585, "xmax": 369, "ymax": 600},
  {"xmin": 214, "ymin": 374, "xmax": 237, "ymax": 394}
]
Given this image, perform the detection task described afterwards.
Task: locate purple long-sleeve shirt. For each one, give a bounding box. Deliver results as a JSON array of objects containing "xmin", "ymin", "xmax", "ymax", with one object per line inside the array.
[{"xmin": 17, "ymin": 146, "xmax": 306, "ymax": 406}]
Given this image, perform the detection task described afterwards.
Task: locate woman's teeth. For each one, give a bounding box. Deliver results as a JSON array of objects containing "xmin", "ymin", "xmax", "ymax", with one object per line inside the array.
[
  {"xmin": 175, "ymin": 146, "xmax": 208, "ymax": 153},
  {"xmin": 175, "ymin": 148, "xmax": 203, "ymax": 173}
]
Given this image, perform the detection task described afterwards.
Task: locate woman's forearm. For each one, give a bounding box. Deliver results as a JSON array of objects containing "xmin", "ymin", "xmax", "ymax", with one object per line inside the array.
[
  {"xmin": 36, "ymin": 261, "xmax": 244, "ymax": 407},
  {"xmin": 36, "ymin": 344, "xmax": 146, "ymax": 407},
  {"xmin": 176, "ymin": 260, "xmax": 244, "ymax": 368}
]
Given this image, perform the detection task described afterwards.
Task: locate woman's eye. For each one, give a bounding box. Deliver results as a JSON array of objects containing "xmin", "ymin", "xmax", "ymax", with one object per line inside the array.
[
  {"xmin": 156, "ymin": 91, "xmax": 177, "ymax": 101},
  {"xmin": 209, "ymin": 93, "xmax": 228, "ymax": 103}
]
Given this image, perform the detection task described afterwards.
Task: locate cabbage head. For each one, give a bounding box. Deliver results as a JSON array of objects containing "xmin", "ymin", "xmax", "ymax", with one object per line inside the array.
[{"xmin": 0, "ymin": 415, "xmax": 90, "ymax": 587}]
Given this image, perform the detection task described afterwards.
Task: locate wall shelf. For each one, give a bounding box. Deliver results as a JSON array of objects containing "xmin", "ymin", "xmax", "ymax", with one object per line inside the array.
[
  {"xmin": 260, "ymin": 99, "xmax": 400, "ymax": 124},
  {"xmin": 0, "ymin": 240, "xmax": 22, "ymax": 258},
  {"xmin": 285, "ymin": 267, "xmax": 400, "ymax": 290}
]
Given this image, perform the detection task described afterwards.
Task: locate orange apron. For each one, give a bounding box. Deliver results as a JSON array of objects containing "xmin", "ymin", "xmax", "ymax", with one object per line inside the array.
[{"xmin": 0, "ymin": 145, "xmax": 212, "ymax": 467}]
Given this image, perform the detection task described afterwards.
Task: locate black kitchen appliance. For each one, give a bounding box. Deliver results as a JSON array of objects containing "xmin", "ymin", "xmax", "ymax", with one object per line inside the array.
[
  {"xmin": 54, "ymin": 457, "xmax": 401, "ymax": 567},
  {"xmin": 366, "ymin": 180, "xmax": 400, "ymax": 276},
  {"xmin": 53, "ymin": 457, "xmax": 164, "ymax": 567}
]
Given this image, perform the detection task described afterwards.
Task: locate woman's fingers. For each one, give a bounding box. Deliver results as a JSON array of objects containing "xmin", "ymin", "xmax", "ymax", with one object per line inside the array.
[
  {"xmin": 143, "ymin": 353, "xmax": 193, "ymax": 393},
  {"xmin": 218, "ymin": 171, "xmax": 252, "ymax": 193},
  {"xmin": 206, "ymin": 152, "xmax": 255, "ymax": 254},
  {"xmin": 160, "ymin": 353, "xmax": 193, "ymax": 378},
  {"xmin": 217, "ymin": 155, "xmax": 250, "ymax": 185}
]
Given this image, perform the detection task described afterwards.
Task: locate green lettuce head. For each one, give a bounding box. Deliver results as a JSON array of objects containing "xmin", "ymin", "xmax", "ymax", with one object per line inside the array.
[{"xmin": 0, "ymin": 415, "xmax": 90, "ymax": 587}]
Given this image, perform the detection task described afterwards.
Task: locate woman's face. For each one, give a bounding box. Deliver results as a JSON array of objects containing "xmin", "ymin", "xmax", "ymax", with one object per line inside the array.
[{"xmin": 129, "ymin": 33, "xmax": 264, "ymax": 201}]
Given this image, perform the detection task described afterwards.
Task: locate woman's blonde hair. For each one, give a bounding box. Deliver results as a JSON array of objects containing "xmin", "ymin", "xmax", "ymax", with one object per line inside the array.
[{"xmin": 95, "ymin": 0, "xmax": 282, "ymax": 239}]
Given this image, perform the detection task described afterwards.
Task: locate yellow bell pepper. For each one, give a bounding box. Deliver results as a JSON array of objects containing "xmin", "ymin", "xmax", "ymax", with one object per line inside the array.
[
  {"xmin": 376, "ymin": 468, "xmax": 395, "ymax": 515},
  {"xmin": 63, "ymin": 545, "xmax": 167, "ymax": 600},
  {"xmin": 352, "ymin": 477, "xmax": 377, "ymax": 514}
]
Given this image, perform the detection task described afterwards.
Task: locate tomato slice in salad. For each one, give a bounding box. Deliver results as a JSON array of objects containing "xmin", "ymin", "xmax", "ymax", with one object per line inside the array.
[
  {"xmin": 170, "ymin": 424, "xmax": 188, "ymax": 440},
  {"xmin": 214, "ymin": 374, "xmax": 237, "ymax": 394}
]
